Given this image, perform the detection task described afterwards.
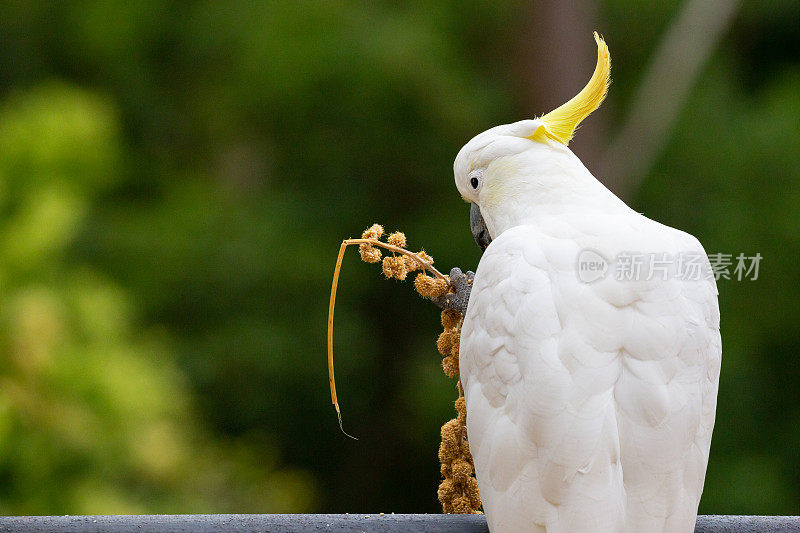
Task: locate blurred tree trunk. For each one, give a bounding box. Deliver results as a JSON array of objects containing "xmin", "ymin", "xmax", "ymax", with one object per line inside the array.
[
  {"xmin": 599, "ymin": 0, "xmax": 741, "ymax": 201},
  {"xmin": 512, "ymin": 0, "xmax": 605, "ymax": 180}
]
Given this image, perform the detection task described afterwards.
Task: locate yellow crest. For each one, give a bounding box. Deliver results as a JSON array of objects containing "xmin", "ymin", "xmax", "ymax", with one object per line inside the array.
[{"xmin": 531, "ymin": 32, "xmax": 610, "ymax": 145}]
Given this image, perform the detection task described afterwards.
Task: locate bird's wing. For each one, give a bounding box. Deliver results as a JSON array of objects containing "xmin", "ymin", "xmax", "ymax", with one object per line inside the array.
[
  {"xmin": 462, "ymin": 224, "xmax": 626, "ymax": 532},
  {"xmin": 461, "ymin": 221, "xmax": 720, "ymax": 533},
  {"xmin": 610, "ymin": 229, "xmax": 721, "ymax": 532}
]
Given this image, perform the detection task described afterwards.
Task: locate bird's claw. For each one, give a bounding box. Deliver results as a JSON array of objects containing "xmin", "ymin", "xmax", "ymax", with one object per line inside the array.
[{"xmin": 432, "ymin": 267, "xmax": 475, "ymax": 316}]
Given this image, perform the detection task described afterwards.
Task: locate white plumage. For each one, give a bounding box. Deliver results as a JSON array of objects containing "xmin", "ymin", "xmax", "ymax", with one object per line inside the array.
[{"xmin": 452, "ymin": 43, "xmax": 720, "ymax": 531}]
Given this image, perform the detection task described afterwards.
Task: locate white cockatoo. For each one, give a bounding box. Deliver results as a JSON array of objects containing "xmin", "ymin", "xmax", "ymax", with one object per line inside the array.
[{"xmin": 448, "ymin": 34, "xmax": 721, "ymax": 532}]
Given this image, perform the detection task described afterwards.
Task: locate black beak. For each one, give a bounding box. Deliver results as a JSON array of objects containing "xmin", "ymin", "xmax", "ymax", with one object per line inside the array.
[{"xmin": 470, "ymin": 203, "xmax": 492, "ymax": 252}]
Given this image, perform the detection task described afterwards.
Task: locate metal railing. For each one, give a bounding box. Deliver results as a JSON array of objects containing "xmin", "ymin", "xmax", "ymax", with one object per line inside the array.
[{"xmin": 0, "ymin": 514, "xmax": 797, "ymax": 532}]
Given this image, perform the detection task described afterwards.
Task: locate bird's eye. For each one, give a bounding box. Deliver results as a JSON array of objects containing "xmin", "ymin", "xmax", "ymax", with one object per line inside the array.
[{"xmin": 467, "ymin": 169, "xmax": 484, "ymax": 193}]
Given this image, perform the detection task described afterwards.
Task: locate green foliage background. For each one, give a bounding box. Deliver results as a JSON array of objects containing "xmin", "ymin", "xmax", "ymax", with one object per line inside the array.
[{"xmin": 0, "ymin": 1, "xmax": 797, "ymax": 515}]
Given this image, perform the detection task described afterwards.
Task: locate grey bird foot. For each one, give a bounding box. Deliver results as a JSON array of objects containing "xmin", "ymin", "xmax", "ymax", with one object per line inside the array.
[{"xmin": 432, "ymin": 267, "xmax": 475, "ymax": 316}]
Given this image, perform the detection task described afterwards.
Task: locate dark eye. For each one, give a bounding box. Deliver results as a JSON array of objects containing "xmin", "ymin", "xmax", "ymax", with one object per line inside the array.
[{"xmin": 470, "ymin": 177, "xmax": 479, "ymax": 189}]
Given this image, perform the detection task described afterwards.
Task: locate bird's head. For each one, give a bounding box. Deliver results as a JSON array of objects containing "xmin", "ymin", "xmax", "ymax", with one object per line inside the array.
[{"xmin": 454, "ymin": 32, "xmax": 611, "ymax": 250}]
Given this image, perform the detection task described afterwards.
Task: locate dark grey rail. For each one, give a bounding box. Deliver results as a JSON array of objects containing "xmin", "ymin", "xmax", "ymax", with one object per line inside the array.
[{"xmin": 0, "ymin": 514, "xmax": 797, "ymax": 532}]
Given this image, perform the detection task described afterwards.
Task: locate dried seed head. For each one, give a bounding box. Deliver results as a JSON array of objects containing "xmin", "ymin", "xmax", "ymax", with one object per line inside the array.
[
  {"xmin": 454, "ymin": 396, "xmax": 466, "ymax": 418},
  {"xmin": 362, "ymin": 223, "xmax": 384, "ymax": 240},
  {"xmin": 457, "ymin": 409, "xmax": 466, "ymax": 426},
  {"xmin": 441, "ymin": 309, "xmax": 461, "ymax": 329},
  {"xmin": 466, "ymin": 477, "xmax": 481, "ymax": 507},
  {"xmin": 431, "ymin": 277, "xmax": 449, "ymax": 297},
  {"xmin": 387, "ymin": 231, "xmax": 407, "ymax": 248},
  {"xmin": 449, "ymin": 330, "xmax": 460, "ymax": 357},
  {"xmin": 414, "ymin": 274, "xmax": 449, "ymax": 298},
  {"xmin": 451, "ymin": 459, "xmax": 473, "ymax": 484},
  {"xmin": 440, "ymin": 419, "xmax": 460, "ymax": 447},
  {"xmin": 438, "ymin": 478, "xmax": 456, "ymax": 503},
  {"xmin": 439, "ymin": 437, "xmax": 458, "ymax": 465},
  {"xmin": 381, "ymin": 256, "xmax": 394, "ymax": 278},
  {"xmin": 437, "ymin": 330, "xmax": 456, "ymax": 356},
  {"xmin": 350, "ymin": 223, "xmax": 480, "ymax": 513},
  {"xmin": 382, "ymin": 256, "xmax": 408, "ymax": 280},
  {"xmin": 442, "ymin": 355, "xmax": 459, "ymax": 378},
  {"xmin": 417, "ymin": 250, "xmax": 433, "ymax": 265},
  {"xmin": 414, "ymin": 274, "xmax": 435, "ymax": 296},
  {"xmin": 404, "ymin": 251, "xmax": 434, "ymax": 273},
  {"xmin": 359, "ymin": 243, "xmax": 382, "ymax": 263},
  {"xmin": 402, "ymin": 255, "xmax": 420, "ymax": 272},
  {"xmin": 452, "ymin": 496, "xmax": 472, "ymax": 514},
  {"xmin": 462, "ymin": 439, "xmax": 473, "ymax": 465}
]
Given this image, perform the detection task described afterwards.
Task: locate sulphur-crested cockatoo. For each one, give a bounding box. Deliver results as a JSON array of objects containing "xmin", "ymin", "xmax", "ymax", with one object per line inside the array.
[{"xmin": 446, "ymin": 33, "xmax": 721, "ymax": 532}]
